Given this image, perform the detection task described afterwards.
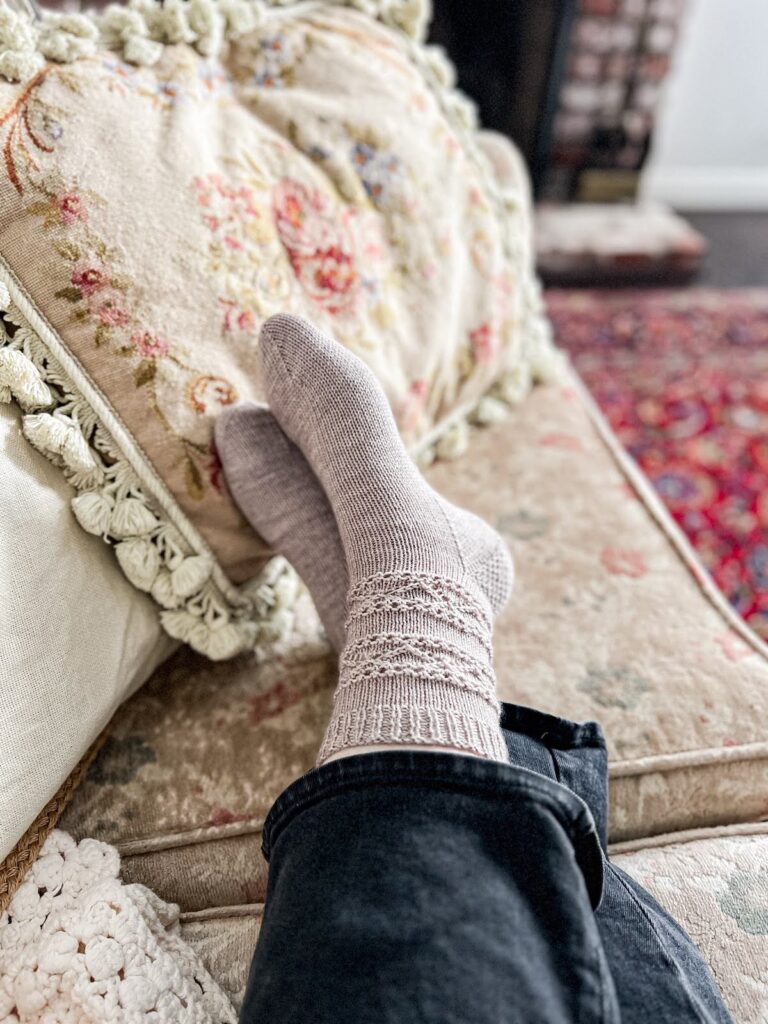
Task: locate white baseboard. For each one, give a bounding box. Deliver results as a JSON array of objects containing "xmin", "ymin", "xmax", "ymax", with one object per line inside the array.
[{"xmin": 640, "ymin": 167, "xmax": 768, "ymax": 210}]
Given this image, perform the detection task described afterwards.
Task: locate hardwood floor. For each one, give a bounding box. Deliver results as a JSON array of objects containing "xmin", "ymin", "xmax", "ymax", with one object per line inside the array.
[{"xmin": 684, "ymin": 212, "xmax": 768, "ymax": 287}]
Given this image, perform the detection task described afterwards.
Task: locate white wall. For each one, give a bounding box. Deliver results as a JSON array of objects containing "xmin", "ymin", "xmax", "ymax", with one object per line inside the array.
[{"xmin": 642, "ymin": 0, "xmax": 768, "ymax": 210}]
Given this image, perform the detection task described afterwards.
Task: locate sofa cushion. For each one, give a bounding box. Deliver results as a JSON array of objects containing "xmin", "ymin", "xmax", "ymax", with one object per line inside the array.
[
  {"xmin": 179, "ymin": 825, "xmax": 768, "ymax": 1020},
  {"xmin": 60, "ymin": 370, "xmax": 768, "ymax": 911},
  {"xmin": 430, "ymin": 372, "xmax": 768, "ymax": 842},
  {"xmin": 612, "ymin": 825, "xmax": 768, "ymax": 1024},
  {"xmin": 181, "ymin": 913, "xmax": 262, "ymax": 1014}
]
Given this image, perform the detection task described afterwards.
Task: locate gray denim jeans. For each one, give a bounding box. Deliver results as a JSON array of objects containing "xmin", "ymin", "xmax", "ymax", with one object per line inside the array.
[{"xmin": 240, "ymin": 702, "xmax": 732, "ymax": 1023}]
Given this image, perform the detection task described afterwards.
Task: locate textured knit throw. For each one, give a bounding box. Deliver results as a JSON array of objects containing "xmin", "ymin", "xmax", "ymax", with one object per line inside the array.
[{"xmin": 0, "ymin": 830, "xmax": 235, "ymax": 1022}]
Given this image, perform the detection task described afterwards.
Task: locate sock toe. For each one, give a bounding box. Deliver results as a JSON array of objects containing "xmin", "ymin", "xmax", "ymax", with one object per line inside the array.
[
  {"xmin": 259, "ymin": 313, "xmax": 338, "ymax": 400},
  {"xmin": 260, "ymin": 313, "xmax": 315, "ymax": 373},
  {"xmin": 215, "ymin": 402, "xmax": 298, "ymax": 520},
  {"xmin": 258, "ymin": 313, "xmax": 404, "ymax": 509},
  {"xmin": 214, "ymin": 400, "xmax": 271, "ymax": 460},
  {"xmin": 215, "ymin": 398, "xmax": 350, "ymax": 651}
]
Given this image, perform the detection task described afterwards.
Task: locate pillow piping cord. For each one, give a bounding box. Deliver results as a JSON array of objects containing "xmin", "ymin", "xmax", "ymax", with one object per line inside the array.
[{"xmin": 0, "ymin": 0, "xmax": 566, "ymax": 660}]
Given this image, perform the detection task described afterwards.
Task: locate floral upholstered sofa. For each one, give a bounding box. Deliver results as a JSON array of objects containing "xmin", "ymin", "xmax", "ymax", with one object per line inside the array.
[
  {"xmin": 54, "ymin": 368, "xmax": 768, "ymax": 1021},
  {"xmin": 0, "ymin": 0, "xmax": 766, "ymax": 1019}
]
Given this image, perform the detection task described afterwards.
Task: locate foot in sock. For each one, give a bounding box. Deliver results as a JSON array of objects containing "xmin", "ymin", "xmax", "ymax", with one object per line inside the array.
[
  {"xmin": 216, "ymin": 405, "xmax": 514, "ymax": 654},
  {"xmin": 257, "ymin": 313, "xmax": 513, "ymax": 764},
  {"xmin": 215, "ymin": 404, "xmax": 349, "ymax": 652}
]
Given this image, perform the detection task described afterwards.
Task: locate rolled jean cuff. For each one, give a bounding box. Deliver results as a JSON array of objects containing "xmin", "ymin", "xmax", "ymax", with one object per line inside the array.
[
  {"xmin": 244, "ymin": 702, "xmax": 731, "ymax": 1024},
  {"xmin": 262, "ymin": 732, "xmax": 605, "ymax": 909}
]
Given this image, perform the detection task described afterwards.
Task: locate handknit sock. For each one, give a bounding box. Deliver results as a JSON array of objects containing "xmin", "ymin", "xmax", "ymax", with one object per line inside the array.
[
  {"xmin": 259, "ymin": 313, "xmax": 512, "ymax": 765},
  {"xmin": 215, "ymin": 403, "xmax": 349, "ymax": 652},
  {"xmin": 216, "ymin": 405, "xmax": 514, "ymax": 653}
]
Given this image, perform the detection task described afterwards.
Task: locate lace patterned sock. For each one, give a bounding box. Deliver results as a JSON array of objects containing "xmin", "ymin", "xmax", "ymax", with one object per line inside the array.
[
  {"xmin": 215, "ymin": 403, "xmax": 348, "ymax": 652},
  {"xmin": 215, "ymin": 406, "xmax": 514, "ymax": 654},
  {"xmin": 259, "ymin": 313, "xmax": 512, "ymax": 765}
]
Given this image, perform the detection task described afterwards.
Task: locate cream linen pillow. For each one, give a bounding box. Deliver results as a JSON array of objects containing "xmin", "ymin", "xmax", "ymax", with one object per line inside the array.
[{"xmin": 0, "ymin": 401, "xmax": 172, "ymax": 862}]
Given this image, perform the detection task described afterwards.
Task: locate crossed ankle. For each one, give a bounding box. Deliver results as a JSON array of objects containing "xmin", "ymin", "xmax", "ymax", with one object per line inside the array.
[{"xmin": 249, "ymin": 314, "xmax": 512, "ymax": 768}]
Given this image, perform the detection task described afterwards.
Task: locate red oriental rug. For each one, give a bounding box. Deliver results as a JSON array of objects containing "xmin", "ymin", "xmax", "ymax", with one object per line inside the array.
[{"xmin": 547, "ymin": 288, "xmax": 768, "ymax": 642}]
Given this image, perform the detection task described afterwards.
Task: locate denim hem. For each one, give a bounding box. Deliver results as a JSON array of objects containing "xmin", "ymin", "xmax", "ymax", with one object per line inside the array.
[
  {"xmin": 500, "ymin": 702, "xmax": 606, "ymax": 750},
  {"xmin": 262, "ymin": 747, "xmax": 604, "ymax": 906}
]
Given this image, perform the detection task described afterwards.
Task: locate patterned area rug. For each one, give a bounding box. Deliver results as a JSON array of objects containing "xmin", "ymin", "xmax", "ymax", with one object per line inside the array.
[{"xmin": 547, "ymin": 288, "xmax": 768, "ymax": 642}]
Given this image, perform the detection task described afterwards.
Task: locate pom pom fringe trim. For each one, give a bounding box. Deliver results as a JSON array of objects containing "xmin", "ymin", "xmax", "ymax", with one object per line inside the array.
[
  {"xmin": 0, "ymin": 262, "xmax": 300, "ymax": 661},
  {"xmin": 0, "ymin": 0, "xmax": 431, "ymax": 83}
]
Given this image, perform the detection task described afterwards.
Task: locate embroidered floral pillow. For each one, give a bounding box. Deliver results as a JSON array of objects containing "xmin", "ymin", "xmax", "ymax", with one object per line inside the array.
[{"xmin": 0, "ymin": 0, "xmax": 558, "ymax": 659}]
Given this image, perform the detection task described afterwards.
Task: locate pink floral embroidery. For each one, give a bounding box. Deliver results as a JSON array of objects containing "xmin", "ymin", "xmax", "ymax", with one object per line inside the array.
[
  {"xmin": 6, "ymin": 69, "xmax": 238, "ymax": 502},
  {"xmin": 411, "ymin": 90, "xmax": 429, "ymax": 114},
  {"xmin": 601, "ymin": 547, "xmax": 648, "ymax": 578},
  {"xmin": 72, "ymin": 266, "xmax": 108, "ymax": 296},
  {"xmin": 302, "ymin": 244, "xmax": 357, "ymax": 311},
  {"xmin": 469, "ymin": 322, "xmax": 498, "ymax": 365},
  {"xmin": 97, "ymin": 303, "xmax": 131, "ymax": 327},
  {"xmin": 220, "ymin": 299, "xmax": 256, "ymax": 334},
  {"xmin": 272, "ymin": 177, "xmax": 317, "ymax": 245},
  {"xmin": 193, "ymin": 172, "xmax": 280, "ymax": 335},
  {"xmin": 57, "ymin": 192, "xmax": 87, "ymax": 225},
  {"xmin": 193, "ymin": 173, "xmax": 260, "ymax": 224},
  {"xmin": 132, "ymin": 330, "xmax": 170, "ymax": 360},
  {"xmin": 273, "ymin": 178, "xmax": 360, "ymax": 315}
]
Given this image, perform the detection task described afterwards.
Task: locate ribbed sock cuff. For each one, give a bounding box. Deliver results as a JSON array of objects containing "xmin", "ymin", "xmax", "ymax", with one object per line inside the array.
[{"xmin": 317, "ymin": 692, "xmax": 509, "ymax": 765}]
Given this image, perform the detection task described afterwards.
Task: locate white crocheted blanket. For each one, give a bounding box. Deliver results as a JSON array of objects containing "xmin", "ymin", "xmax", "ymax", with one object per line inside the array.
[{"xmin": 0, "ymin": 831, "xmax": 235, "ymax": 1022}]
